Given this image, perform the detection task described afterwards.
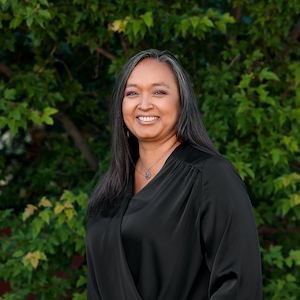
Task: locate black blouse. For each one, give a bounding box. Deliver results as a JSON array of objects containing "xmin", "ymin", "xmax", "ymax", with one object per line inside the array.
[{"xmin": 85, "ymin": 143, "xmax": 262, "ymax": 300}]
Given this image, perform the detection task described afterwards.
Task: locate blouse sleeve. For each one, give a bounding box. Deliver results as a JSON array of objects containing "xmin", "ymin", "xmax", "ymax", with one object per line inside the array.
[{"xmin": 200, "ymin": 155, "xmax": 263, "ymax": 299}]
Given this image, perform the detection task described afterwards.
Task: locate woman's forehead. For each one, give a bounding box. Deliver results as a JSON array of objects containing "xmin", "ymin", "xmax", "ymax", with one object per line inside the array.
[{"xmin": 127, "ymin": 58, "xmax": 176, "ymax": 83}]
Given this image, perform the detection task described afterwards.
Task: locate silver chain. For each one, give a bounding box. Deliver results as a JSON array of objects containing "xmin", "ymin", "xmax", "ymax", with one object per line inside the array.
[{"xmin": 136, "ymin": 140, "xmax": 177, "ymax": 180}]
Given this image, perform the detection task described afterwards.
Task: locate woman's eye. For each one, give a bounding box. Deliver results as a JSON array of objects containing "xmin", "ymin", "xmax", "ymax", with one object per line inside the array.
[
  {"xmin": 126, "ymin": 91, "xmax": 137, "ymax": 96},
  {"xmin": 154, "ymin": 90, "xmax": 166, "ymax": 95}
]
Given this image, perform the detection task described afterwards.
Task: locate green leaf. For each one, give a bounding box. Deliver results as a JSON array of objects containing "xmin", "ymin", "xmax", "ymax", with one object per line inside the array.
[
  {"xmin": 190, "ymin": 16, "xmax": 199, "ymax": 29},
  {"xmin": 54, "ymin": 202, "xmax": 64, "ymax": 214},
  {"xmin": 295, "ymin": 66, "xmax": 300, "ymax": 86},
  {"xmin": 289, "ymin": 250, "xmax": 300, "ymax": 265},
  {"xmin": 39, "ymin": 197, "xmax": 53, "ymax": 207},
  {"xmin": 76, "ymin": 191, "xmax": 89, "ymax": 208},
  {"xmin": 238, "ymin": 75, "xmax": 251, "ymax": 88},
  {"xmin": 43, "ymin": 106, "xmax": 58, "ymax": 116},
  {"xmin": 270, "ymin": 148, "xmax": 283, "ymax": 165},
  {"xmin": 41, "ymin": 115, "xmax": 54, "ymax": 125},
  {"xmin": 285, "ymin": 256, "xmax": 293, "ymax": 268},
  {"xmin": 4, "ymin": 88, "xmax": 16, "ymax": 100},
  {"xmin": 200, "ymin": 16, "xmax": 214, "ymax": 27},
  {"xmin": 60, "ymin": 190, "xmax": 76, "ymax": 202},
  {"xmin": 259, "ymin": 68, "xmax": 280, "ymax": 81},
  {"xmin": 39, "ymin": 210, "xmax": 51, "ymax": 225},
  {"xmin": 215, "ymin": 20, "xmax": 226, "ymax": 33},
  {"xmin": 0, "ymin": 116, "xmax": 7, "ymax": 128},
  {"xmin": 180, "ymin": 19, "xmax": 190, "ymax": 37},
  {"xmin": 35, "ymin": 16, "xmax": 45, "ymax": 28},
  {"xmin": 76, "ymin": 275, "xmax": 87, "ymax": 287},
  {"xmin": 47, "ymin": 92, "xmax": 64, "ymax": 102},
  {"xmin": 39, "ymin": 10, "xmax": 51, "ymax": 19},
  {"xmin": 140, "ymin": 12, "xmax": 153, "ymax": 28},
  {"xmin": 65, "ymin": 208, "xmax": 76, "ymax": 220},
  {"xmin": 223, "ymin": 12, "xmax": 235, "ymax": 23},
  {"xmin": 289, "ymin": 193, "xmax": 300, "ymax": 207},
  {"xmin": 39, "ymin": 0, "xmax": 49, "ymax": 6},
  {"xmin": 12, "ymin": 250, "xmax": 24, "ymax": 258},
  {"xmin": 9, "ymin": 15, "xmax": 23, "ymax": 29},
  {"xmin": 30, "ymin": 111, "xmax": 42, "ymax": 124},
  {"xmin": 279, "ymin": 112, "xmax": 287, "ymax": 125},
  {"xmin": 286, "ymin": 273, "xmax": 296, "ymax": 282},
  {"xmin": 7, "ymin": 119, "xmax": 18, "ymax": 137},
  {"xmin": 12, "ymin": 264, "xmax": 22, "ymax": 277},
  {"xmin": 294, "ymin": 205, "xmax": 300, "ymax": 219},
  {"xmin": 26, "ymin": 16, "xmax": 34, "ymax": 27},
  {"xmin": 73, "ymin": 291, "xmax": 87, "ymax": 300},
  {"xmin": 90, "ymin": 4, "xmax": 98, "ymax": 12},
  {"xmin": 60, "ymin": 230, "xmax": 69, "ymax": 242},
  {"xmin": 281, "ymin": 199, "xmax": 291, "ymax": 216},
  {"xmin": 40, "ymin": 252, "xmax": 47, "ymax": 261},
  {"xmin": 132, "ymin": 19, "xmax": 141, "ymax": 37},
  {"xmin": 22, "ymin": 204, "xmax": 38, "ymax": 221},
  {"xmin": 25, "ymin": 6, "xmax": 35, "ymax": 17},
  {"xmin": 55, "ymin": 214, "xmax": 65, "ymax": 228},
  {"xmin": 288, "ymin": 63, "xmax": 300, "ymax": 85},
  {"xmin": 8, "ymin": 107, "xmax": 21, "ymax": 120},
  {"xmin": 244, "ymin": 163, "xmax": 255, "ymax": 179},
  {"xmin": 32, "ymin": 218, "xmax": 44, "ymax": 238}
]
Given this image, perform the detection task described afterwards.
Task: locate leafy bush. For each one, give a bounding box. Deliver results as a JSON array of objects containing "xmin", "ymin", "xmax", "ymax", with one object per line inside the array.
[
  {"xmin": 0, "ymin": 0, "xmax": 300, "ymax": 298},
  {"xmin": 0, "ymin": 191, "xmax": 87, "ymax": 299}
]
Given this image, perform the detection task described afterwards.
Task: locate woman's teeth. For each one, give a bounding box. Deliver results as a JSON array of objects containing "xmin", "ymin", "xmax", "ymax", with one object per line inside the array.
[{"xmin": 138, "ymin": 117, "xmax": 158, "ymax": 122}]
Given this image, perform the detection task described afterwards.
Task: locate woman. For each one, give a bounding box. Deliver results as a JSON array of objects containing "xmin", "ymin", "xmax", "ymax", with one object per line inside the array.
[{"xmin": 86, "ymin": 49, "xmax": 262, "ymax": 299}]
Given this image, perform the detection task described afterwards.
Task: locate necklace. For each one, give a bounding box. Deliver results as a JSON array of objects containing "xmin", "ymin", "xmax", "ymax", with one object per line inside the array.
[{"xmin": 137, "ymin": 140, "xmax": 178, "ymax": 180}]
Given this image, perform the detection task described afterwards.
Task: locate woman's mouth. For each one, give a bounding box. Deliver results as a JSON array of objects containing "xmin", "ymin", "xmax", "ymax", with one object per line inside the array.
[{"xmin": 138, "ymin": 116, "xmax": 158, "ymax": 122}]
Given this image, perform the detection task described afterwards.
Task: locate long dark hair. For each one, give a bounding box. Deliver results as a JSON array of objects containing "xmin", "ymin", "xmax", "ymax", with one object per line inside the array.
[{"xmin": 87, "ymin": 49, "xmax": 219, "ymax": 217}]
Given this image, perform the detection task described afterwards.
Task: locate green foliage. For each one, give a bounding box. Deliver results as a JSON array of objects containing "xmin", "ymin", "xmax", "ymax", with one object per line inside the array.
[
  {"xmin": 0, "ymin": 191, "xmax": 87, "ymax": 299},
  {"xmin": 0, "ymin": 0, "xmax": 300, "ymax": 298}
]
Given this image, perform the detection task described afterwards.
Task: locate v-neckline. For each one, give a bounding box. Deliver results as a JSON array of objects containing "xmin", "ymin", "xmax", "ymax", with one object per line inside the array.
[{"xmin": 131, "ymin": 142, "xmax": 184, "ymax": 198}]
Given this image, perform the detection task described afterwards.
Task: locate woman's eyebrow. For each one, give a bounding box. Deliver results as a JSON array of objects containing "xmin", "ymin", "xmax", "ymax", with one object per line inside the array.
[
  {"xmin": 125, "ymin": 82, "xmax": 170, "ymax": 88},
  {"xmin": 125, "ymin": 83, "xmax": 137, "ymax": 88},
  {"xmin": 152, "ymin": 82, "xmax": 170, "ymax": 88}
]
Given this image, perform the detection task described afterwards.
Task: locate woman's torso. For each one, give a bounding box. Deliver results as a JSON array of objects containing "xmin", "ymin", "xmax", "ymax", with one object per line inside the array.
[{"xmin": 85, "ymin": 143, "xmax": 262, "ymax": 300}]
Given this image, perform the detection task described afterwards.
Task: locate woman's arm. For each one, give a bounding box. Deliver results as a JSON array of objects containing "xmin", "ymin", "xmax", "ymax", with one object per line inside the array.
[{"xmin": 201, "ymin": 156, "xmax": 263, "ymax": 299}]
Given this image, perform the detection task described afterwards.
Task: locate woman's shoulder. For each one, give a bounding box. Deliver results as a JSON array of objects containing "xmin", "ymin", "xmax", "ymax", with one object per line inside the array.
[{"xmin": 172, "ymin": 142, "xmax": 232, "ymax": 172}]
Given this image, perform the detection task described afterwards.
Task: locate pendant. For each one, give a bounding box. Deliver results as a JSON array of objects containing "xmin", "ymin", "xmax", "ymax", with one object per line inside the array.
[{"xmin": 145, "ymin": 171, "xmax": 151, "ymax": 180}]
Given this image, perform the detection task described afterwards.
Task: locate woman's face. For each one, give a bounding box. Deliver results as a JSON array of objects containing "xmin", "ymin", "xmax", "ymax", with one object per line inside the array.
[{"xmin": 122, "ymin": 58, "xmax": 181, "ymax": 143}]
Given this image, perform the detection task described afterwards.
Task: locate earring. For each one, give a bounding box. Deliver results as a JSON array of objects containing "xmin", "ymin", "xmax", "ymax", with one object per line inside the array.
[{"xmin": 127, "ymin": 130, "xmax": 129, "ymax": 138}]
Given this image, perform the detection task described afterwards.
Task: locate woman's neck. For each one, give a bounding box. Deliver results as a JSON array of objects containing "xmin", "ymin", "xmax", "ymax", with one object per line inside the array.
[{"xmin": 137, "ymin": 135, "xmax": 180, "ymax": 168}]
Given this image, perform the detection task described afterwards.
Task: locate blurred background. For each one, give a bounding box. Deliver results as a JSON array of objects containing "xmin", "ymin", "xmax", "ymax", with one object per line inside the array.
[{"xmin": 0, "ymin": 0, "xmax": 300, "ymax": 299}]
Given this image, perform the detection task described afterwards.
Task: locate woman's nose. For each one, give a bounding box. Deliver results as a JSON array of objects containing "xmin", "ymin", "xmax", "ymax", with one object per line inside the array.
[{"xmin": 138, "ymin": 94, "xmax": 153, "ymax": 110}]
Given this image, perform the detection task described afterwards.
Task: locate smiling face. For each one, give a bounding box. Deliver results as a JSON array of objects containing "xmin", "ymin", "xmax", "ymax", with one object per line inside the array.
[{"xmin": 122, "ymin": 58, "xmax": 181, "ymax": 144}]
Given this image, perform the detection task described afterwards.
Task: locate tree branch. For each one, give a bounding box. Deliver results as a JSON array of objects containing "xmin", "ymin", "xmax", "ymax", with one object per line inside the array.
[
  {"xmin": 232, "ymin": 5, "xmax": 242, "ymax": 22},
  {"xmin": 95, "ymin": 47, "xmax": 117, "ymax": 60},
  {"xmin": 280, "ymin": 79, "xmax": 295, "ymax": 101},
  {"xmin": 140, "ymin": 40, "xmax": 150, "ymax": 50},
  {"xmin": 1, "ymin": 58, "xmax": 97, "ymax": 171},
  {"xmin": 38, "ymin": 45, "xmax": 57, "ymax": 74},
  {"xmin": 285, "ymin": 15, "xmax": 300, "ymax": 55},
  {"xmin": 229, "ymin": 54, "xmax": 241, "ymax": 66},
  {"xmin": 291, "ymin": 16, "xmax": 300, "ymax": 42},
  {"xmin": 77, "ymin": 55, "xmax": 96, "ymax": 71},
  {"xmin": 120, "ymin": 34, "xmax": 129, "ymax": 57},
  {"xmin": 0, "ymin": 62, "xmax": 12, "ymax": 78},
  {"xmin": 57, "ymin": 59, "xmax": 73, "ymax": 81},
  {"xmin": 54, "ymin": 112, "xmax": 98, "ymax": 171},
  {"xmin": 93, "ymin": 52, "xmax": 100, "ymax": 79},
  {"xmin": 83, "ymin": 43, "xmax": 117, "ymax": 60},
  {"xmin": 227, "ymin": 5, "xmax": 242, "ymax": 44}
]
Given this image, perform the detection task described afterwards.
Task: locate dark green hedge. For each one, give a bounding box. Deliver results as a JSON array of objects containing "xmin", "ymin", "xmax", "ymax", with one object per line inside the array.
[{"xmin": 0, "ymin": 0, "xmax": 300, "ymax": 298}]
